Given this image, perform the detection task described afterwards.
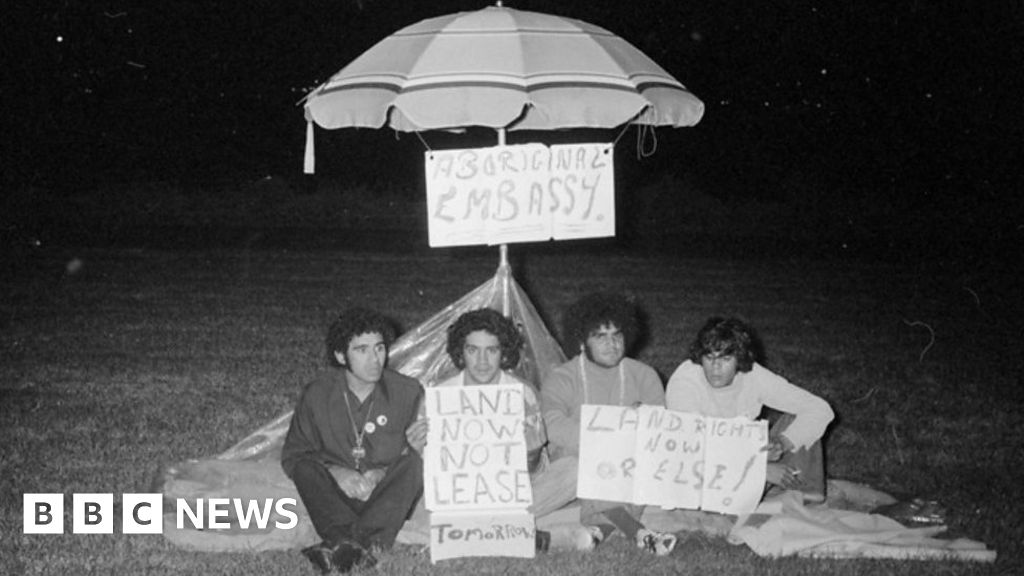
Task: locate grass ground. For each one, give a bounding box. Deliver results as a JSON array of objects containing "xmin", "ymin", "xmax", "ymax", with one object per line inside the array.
[{"xmin": 2, "ymin": 241, "xmax": 1021, "ymax": 575}]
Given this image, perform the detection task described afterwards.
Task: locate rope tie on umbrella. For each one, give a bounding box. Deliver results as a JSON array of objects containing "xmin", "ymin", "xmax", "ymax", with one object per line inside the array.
[
  {"xmin": 611, "ymin": 121, "xmax": 632, "ymax": 149},
  {"xmin": 633, "ymin": 107, "xmax": 660, "ymax": 158},
  {"xmin": 636, "ymin": 123, "xmax": 658, "ymax": 159},
  {"xmin": 414, "ymin": 131, "xmax": 433, "ymax": 152},
  {"xmin": 611, "ymin": 108, "xmax": 659, "ymax": 159}
]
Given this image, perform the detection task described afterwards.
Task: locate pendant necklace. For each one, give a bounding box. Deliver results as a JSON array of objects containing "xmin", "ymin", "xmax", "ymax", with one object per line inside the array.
[{"xmin": 342, "ymin": 388, "xmax": 376, "ymax": 471}]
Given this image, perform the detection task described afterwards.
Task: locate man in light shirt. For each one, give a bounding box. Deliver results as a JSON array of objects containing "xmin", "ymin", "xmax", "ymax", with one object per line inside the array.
[{"xmin": 666, "ymin": 316, "xmax": 834, "ymax": 503}]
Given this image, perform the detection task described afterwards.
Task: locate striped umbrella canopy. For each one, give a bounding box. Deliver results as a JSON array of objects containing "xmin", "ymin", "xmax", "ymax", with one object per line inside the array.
[{"xmin": 302, "ymin": 4, "xmax": 704, "ymax": 133}]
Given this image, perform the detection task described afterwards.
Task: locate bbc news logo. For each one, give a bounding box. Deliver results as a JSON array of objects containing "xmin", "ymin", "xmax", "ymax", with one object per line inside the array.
[{"xmin": 23, "ymin": 493, "xmax": 298, "ymax": 534}]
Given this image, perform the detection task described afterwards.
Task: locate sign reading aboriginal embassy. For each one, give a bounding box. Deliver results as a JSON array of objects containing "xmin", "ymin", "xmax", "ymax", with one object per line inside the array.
[
  {"xmin": 577, "ymin": 405, "xmax": 769, "ymax": 515},
  {"xmin": 423, "ymin": 384, "xmax": 535, "ymax": 562},
  {"xmin": 424, "ymin": 143, "xmax": 615, "ymax": 247}
]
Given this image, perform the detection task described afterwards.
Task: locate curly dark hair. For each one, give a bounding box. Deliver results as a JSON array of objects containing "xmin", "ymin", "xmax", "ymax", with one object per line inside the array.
[
  {"xmin": 325, "ymin": 308, "xmax": 397, "ymax": 367},
  {"xmin": 446, "ymin": 308, "xmax": 523, "ymax": 371},
  {"xmin": 688, "ymin": 317, "xmax": 758, "ymax": 372},
  {"xmin": 562, "ymin": 292, "xmax": 641, "ymax": 355}
]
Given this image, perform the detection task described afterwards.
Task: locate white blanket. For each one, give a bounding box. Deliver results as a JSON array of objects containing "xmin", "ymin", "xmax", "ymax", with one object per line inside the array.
[{"xmin": 728, "ymin": 490, "xmax": 995, "ymax": 562}]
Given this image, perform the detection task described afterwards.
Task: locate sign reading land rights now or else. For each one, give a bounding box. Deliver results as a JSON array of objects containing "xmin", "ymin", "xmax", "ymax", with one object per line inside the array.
[{"xmin": 577, "ymin": 405, "xmax": 769, "ymax": 515}]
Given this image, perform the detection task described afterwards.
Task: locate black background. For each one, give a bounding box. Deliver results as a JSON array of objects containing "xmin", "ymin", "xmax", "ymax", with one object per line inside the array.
[{"xmin": 4, "ymin": 1, "xmax": 1022, "ymax": 251}]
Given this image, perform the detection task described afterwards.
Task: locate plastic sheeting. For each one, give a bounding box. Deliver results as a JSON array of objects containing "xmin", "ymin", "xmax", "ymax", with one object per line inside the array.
[
  {"xmin": 159, "ymin": 260, "xmax": 568, "ymax": 551},
  {"xmin": 214, "ymin": 260, "xmax": 565, "ymax": 463},
  {"xmin": 728, "ymin": 489, "xmax": 996, "ymax": 562},
  {"xmin": 387, "ymin": 258, "xmax": 566, "ymax": 396}
]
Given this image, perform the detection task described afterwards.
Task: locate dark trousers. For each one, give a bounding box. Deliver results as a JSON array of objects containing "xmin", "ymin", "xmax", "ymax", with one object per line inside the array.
[
  {"xmin": 769, "ymin": 413, "xmax": 826, "ymax": 501},
  {"xmin": 291, "ymin": 452, "xmax": 423, "ymax": 549}
]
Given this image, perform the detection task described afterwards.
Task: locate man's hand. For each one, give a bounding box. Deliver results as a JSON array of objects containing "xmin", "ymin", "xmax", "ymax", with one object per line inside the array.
[
  {"xmin": 521, "ymin": 414, "xmax": 540, "ymax": 437},
  {"xmin": 406, "ymin": 418, "xmax": 428, "ymax": 455},
  {"xmin": 362, "ymin": 468, "xmax": 386, "ymax": 493},
  {"xmin": 763, "ymin": 435, "xmax": 794, "ymax": 462},
  {"xmin": 766, "ymin": 463, "xmax": 804, "ymax": 490},
  {"xmin": 333, "ymin": 467, "xmax": 374, "ymax": 500}
]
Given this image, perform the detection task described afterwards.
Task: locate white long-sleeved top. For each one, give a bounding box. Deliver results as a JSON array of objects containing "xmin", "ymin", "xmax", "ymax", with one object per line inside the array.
[{"xmin": 665, "ymin": 360, "xmax": 834, "ymax": 450}]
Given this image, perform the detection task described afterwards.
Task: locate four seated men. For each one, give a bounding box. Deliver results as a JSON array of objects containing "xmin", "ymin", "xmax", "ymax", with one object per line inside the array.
[{"xmin": 282, "ymin": 301, "xmax": 834, "ymax": 572}]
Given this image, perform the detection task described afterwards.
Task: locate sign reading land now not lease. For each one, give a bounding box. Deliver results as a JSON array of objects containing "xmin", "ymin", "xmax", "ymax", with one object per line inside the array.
[
  {"xmin": 424, "ymin": 143, "xmax": 615, "ymax": 247},
  {"xmin": 423, "ymin": 385, "xmax": 535, "ymax": 562}
]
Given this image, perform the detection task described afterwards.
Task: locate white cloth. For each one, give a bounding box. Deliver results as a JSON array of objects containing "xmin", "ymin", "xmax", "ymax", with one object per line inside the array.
[{"xmin": 729, "ymin": 490, "xmax": 996, "ymax": 562}]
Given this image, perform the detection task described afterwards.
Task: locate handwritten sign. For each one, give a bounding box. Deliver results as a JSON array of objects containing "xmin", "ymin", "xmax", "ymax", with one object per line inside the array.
[
  {"xmin": 699, "ymin": 414, "xmax": 768, "ymax": 514},
  {"xmin": 428, "ymin": 510, "xmax": 535, "ymax": 562},
  {"xmin": 424, "ymin": 143, "xmax": 615, "ymax": 247},
  {"xmin": 424, "ymin": 385, "xmax": 534, "ymax": 561},
  {"xmin": 577, "ymin": 405, "xmax": 768, "ymax": 515},
  {"xmin": 576, "ymin": 405, "xmax": 638, "ymax": 502},
  {"xmin": 548, "ymin": 144, "xmax": 616, "ymax": 240},
  {"xmin": 632, "ymin": 406, "xmax": 705, "ymax": 509},
  {"xmin": 424, "ymin": 385, "xmax": 532, "ymax": 511}
]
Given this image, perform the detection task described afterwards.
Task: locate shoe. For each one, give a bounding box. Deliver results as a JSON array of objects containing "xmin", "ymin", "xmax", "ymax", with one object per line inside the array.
[
  {"xmin": 535, "ymin": 529, "xmax": 551, "ymax": 552},
  {"xmin": 574, "ymin": 526, "xmax": 600, "ymax": 551},
  {"xmin": 301, "ymin": 538, "xmax": 377, "ymax": 574},
  {"xmin": 331, "ymin": 538, "xmax": 378, "ymax": 573},
  {"xmin": 636, "ymin": 529, "xmax": 677, "ymax": 557},
  {"xmin": 301, "ymin": 542, "xmax": 335, "ymax": 574}
]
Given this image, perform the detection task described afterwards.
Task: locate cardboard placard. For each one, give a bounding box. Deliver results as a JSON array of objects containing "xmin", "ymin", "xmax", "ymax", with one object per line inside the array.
[
  {"xmin": 549, "ymin": 144, "xmax": 615, "ymax": 241},
  {"xmin": 632, "ymin": 406, "xmax": 706, "ymax": 509},
  {"xmin": 424, "ymin": 143, "xmax": 615, "ymax": 247},
  {"xmin": 424, "ymin": 385, "xmax": 533, "ymax": 511},
  {"xmin": 577, "ymin": 405, "xmax": 768, "ymax": 515},
  {"xmin": 423, "ymin": 385, "xmax": 535, "ymax": 562},
  {"xmin": 576, "ymin": 405, "xmax": 638, "ymax": 502},
  {"xmin": 699, "ymin": 415, "xmax": 769, "ymax": 514},
  {"xmin": 428, "ymin": 510, "xmax": 535, "ymax": 562}
]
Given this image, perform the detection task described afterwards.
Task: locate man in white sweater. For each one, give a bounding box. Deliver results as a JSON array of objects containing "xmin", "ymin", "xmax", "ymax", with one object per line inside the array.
[{"xmin": 666, "ymin": 317, "xmax": 834, "ymax": 503}]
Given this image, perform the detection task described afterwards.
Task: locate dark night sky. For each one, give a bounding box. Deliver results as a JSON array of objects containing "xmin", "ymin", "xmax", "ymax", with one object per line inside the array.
[{"xmin": 3, "ymin": 1, "xmax": 1022, "ymax": 243}]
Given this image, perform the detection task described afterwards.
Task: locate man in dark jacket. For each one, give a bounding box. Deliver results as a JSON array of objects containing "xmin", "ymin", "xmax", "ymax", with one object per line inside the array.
[{"xmin": 282, "ymin": 308, "xmax": 424, "ymax": 574}]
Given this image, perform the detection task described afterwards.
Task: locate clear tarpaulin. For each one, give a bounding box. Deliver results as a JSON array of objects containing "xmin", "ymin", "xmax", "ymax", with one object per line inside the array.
[
  {"xmin": 158, "ymin": 259, "xmax": 567, "ymax": 551},
  {"xmin": 215, "ymin": 259, "xmax": 565, "ymax": 462}
]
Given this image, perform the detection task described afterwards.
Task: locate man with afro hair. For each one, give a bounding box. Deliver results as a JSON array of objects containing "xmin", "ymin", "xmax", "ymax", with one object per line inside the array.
[{"xmin": 541, "ymin": 293, "xmax": 677, "ymax": 556}]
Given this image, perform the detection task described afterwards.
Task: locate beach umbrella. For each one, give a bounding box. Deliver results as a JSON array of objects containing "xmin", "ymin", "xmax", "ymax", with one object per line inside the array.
[
  {"xmin": 297, "ymin": 3, "xmax": 704, "ymax": 342},
  {"xmin": 302, "ymin": 2, "xmax": 703, "ymax": 170}
]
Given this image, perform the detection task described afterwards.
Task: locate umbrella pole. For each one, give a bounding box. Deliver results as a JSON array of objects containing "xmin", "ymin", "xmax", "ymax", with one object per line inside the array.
[
  {"xmin": 497, "ymin": 127, "xmax": 511, "ymax": 317},
  {"xmin": 500, "ymin": 244, "xmax": 510, "ymax": 317}
]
